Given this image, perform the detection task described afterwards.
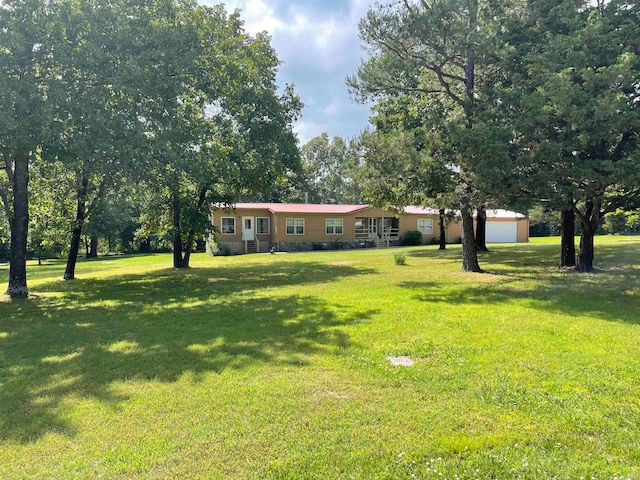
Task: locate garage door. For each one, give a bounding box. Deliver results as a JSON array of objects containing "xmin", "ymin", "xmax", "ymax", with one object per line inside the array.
[{"xmin": 486, "ymin": 221, "xmax": 517, "ymax": 243}]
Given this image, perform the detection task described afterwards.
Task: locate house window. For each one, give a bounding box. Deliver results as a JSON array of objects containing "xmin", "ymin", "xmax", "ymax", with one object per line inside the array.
[
  {"xmin": 256, "ymin": 217, "xmax": 270, "ymax": 234},
  {"xmin": 417, "ymin": 218, "xmax": 433, "ymax": 234},
  {"xmin": 221, "ymin": 217, "xmax": 235, "ymax": 235},
  {"xmin": 325, "ymin": 218, "xmax": 344, "ymax": 235},
  {"xmin": 355, "ymin": 218, "xmax": 366, "ymax": 235},
  {"xmin": 286, "ymin": 218, "xmax": 304, "ymax": 235}
]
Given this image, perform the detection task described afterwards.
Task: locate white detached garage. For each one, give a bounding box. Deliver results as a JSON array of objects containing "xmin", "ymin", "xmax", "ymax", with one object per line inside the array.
[{"xmin": 485, "ymin": 209, "xmax": 528, "ymax": 243}]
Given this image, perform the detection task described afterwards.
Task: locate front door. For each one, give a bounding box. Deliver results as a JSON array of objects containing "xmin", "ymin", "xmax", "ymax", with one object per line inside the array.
[
  {"xmin": 242, "ymin": 216, "xmax": 255, "ymax": 241},
  {"xmin": 368, "ymin": 218, "xmax": 378, "ymax": 236}
]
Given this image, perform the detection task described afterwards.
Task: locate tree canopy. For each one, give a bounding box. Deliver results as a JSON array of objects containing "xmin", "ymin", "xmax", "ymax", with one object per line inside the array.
[
  {"xmin": 297, "ymin": 133, "xmax": 362, "ymax": 205},
  {"xmin": 0, "ymin": 0, "xmax": 301, "ymax": 294},
  {"xmin": 495, "ymin": 0, "xmax": 640, "ymax": 271},
  {"xmin": 348, "ymin": 0, "xmax": 515, "ymax": 271},
  {"xmin": 350, "ymin": 0, "xmax": 640, "ymax": 272}
]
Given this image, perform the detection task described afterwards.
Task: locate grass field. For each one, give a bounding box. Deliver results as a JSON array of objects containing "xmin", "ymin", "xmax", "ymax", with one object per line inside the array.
[{"xmin": 1, "ymin": 237, "xmax": 639, "ymax": 479}]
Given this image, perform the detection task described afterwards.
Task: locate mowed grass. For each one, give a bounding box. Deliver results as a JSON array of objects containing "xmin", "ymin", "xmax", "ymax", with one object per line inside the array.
[{"xmin": 0, "ymin": 237, "xmax": 639, "ymax": 479}]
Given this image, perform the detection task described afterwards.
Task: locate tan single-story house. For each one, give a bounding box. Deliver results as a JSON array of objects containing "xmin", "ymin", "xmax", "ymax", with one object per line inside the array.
[{"xmin": 209, "ymin": 203, "xmax": 528, "ymax": 254}]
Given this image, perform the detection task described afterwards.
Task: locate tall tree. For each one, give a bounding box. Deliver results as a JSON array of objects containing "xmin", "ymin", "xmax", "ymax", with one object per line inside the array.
[
  {"xmin": 497, "ymin": 0, "xmax": 640, "ymax": 272},
  {"xmin": 0, "ymin": 0, "xmax": 62, "ymax": 296},
  {"xmin": 0, "ymin": 0, "xmax": 185, "ymax": 290},
  {"xmin": 348, "ymin": 0, "xmax": 512, "ymax": 272},
  {"xmin": 50, "ymin": 0, "xmax": 176, "ymax": 280},
  {"xmin": 139, "ymin": 5, "xmax": 301, "ymax": 268},
  {"xmin": 352, "ymin": 93, "xmax": 459, "ymax": 242}
]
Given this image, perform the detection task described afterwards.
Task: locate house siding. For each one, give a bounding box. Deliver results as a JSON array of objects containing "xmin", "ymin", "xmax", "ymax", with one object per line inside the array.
[
  {"xmin": 398, "ymin": 213, "xmax": 443, "ymax": 243},
  {"xmin": 517, "ymin": 218, "xmax": 528, "ymax": 243},
  {"xmin": 209, "ymin": 204, "xmax": 528, "ymax": 254}
]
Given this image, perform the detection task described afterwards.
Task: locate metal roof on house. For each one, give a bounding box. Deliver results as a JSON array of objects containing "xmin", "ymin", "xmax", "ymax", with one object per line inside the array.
[
  {"xmin": 226, "ymin": 203, "xmax": 525, "ymax": 218},
  {"xmin": 402, "ymin": 206, "xmax": 441, "ymax": 215},
  {"xmin": 484, "ymin": 209, "xmax": 526, "ymax": 219},
  {"xmin": 233, "ymin": 203, "xmax": 370, "ymax": 214}
]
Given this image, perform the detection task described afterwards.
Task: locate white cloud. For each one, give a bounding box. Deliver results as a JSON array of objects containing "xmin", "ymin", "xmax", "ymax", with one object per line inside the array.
[
  {"xmin": 323, "ymin": 99, "xmax": 341, "ymax": 115},
  {"xmin": 204, "ymin": 0, "xmax": 377, "ymax": 144},
  {"xmin": 220, "ymin": 0, "xmax": 282, "ymax": 34},
  {"xmin": 293, "ymin": 119, "xmax": 324, "ymax": 145},
  {"xmin": 350, "ymin": 0, "xmax": 375, "ymax": 21},
  {"xmin": 314, "ymin": 18, "xmax": 338, "ymax": 49}
]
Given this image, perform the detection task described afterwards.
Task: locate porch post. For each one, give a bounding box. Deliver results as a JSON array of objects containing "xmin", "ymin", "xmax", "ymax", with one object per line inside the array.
[{"xmin": 274, "ymin": 213, "xmax": 279, "ymax": 252}]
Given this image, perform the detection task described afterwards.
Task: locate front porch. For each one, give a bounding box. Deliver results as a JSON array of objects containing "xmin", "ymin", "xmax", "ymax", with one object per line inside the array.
[{"xmin": 354, "ymin": 216, "xmax": 400, "ymax": 247}]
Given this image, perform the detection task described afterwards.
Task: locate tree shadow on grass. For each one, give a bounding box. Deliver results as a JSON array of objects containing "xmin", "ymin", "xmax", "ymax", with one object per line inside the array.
[
  {"xmin": 407, "ymin": 247, "xmax": 461, "ymax": 258},
  {"xmin": 32, "ymin": 259, "xmax": 376, "ymax": 298},
  {"xmin": 408, "ymin": 244, "xmax": 561, "ymax": 269},
  {"xmin": 399, "ymin": 265, "xmax": 640, "ymax": 325},
  {"xmin": 402, "ymin": 241, "xmax": 640, "ymax": 324},
  {"xmin": 0, "ymin": 261, "xmax": 376, "ymax": 442}
]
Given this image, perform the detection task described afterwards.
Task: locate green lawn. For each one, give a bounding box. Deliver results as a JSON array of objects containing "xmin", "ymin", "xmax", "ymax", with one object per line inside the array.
[{"xmin": 1, "ymin": 237, "xmax": 639, "ymax": 479}]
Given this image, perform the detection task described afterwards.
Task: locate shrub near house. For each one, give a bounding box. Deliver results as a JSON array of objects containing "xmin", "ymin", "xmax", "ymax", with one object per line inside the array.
[{"xmin": 401, "ymin": 230, "xmax": 423, "ymax": 246}]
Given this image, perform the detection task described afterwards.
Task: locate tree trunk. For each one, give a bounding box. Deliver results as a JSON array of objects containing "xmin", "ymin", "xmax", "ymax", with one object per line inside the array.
[
  {"xmin": 459, "ymin": 0, "xmax": 480, "ymax": 274},
  {"xmin": 64, "ymin": 223, "xmax": 83, "ymax": 280},
  {"xmin": 140, "ymin": 237, "xmax": 150, "ymax": 253},
  {"xmin": 6, "ymin": 152, "xmax": 29, "ymax": 297},
  {"xmin": 181, "ymin": 229, "xmax": 195, "ymax": 268},
  {"xmin": 64, "ymin": 176, "xmax": 88, "ymax": 280},
  {"xmin": 438, "ymin": 208, "xmax": 446, "ymax": 250},
  {"xmin": 577, "ymin": 224, "xmax": 595, "ymax": 272},
  {"xmin": 88, "ymin": 235, "xmax": 98, "ymax": 258},
  {"xmin": 475, "ymin": 205, "xmax": 488, "ymax": 252},
  {"xmin": 559, "ymin": 202, "xmax": 575, "ymax": 267},
  {"xmin": 172, "ymin": 185, "xmax": 185, "ymax": 268},
  {"xmin": 172, "ymin": 224, "xmax": 184, "ymax": 267},
  {"xmin": 461, "ymin": 204, "xmax": 482, "ymax": 272},
  {"xmin": 576, "ymin": 198, "xmax": 599, "ymax": 272},
  {"xmin": 180, "ymin": 184, "xmax": 209, "ymax": 267}
]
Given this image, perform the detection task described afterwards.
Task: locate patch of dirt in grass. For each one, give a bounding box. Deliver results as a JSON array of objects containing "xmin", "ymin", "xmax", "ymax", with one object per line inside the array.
[{"xmin": 308, "ymin": 388, "xmax": 352, "ymax": 407}]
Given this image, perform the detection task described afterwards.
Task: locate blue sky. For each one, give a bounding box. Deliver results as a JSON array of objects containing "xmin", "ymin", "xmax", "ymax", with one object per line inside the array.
[{"xmin": 202, "ymin": 0, "xmax": 377, "ymax": 144}]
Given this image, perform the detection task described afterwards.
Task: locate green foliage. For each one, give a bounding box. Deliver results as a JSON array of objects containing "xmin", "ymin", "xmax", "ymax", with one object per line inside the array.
[
  {"xmin": 603, "ymin": 209, "xmax": 627, "ymax": 235},
  {"xmin": 351, "ymin": 0, "xmax": 640, "ymax": 272},
  {"xmin": 356, "ymin": 126, "xmax": 454, "ymax": 215},
  {"xmin": 132, "ymin": 4, "xmax": 302, "ymax": 267},
  {"xmin": 0, "ymin": 210, "xmax": 9, "ymax": 262},
  {"xmin": 211, "ymin": 242, "xmax": 231, "ymax": 257},
  {"xmin": 28, "ymin": 159, "xmax": 75, "ymax": 260},
  {"xmin": 393, "ymin": 251, "xmax": 407, "ymax": 265},
  {"xmin": 296, "ymin": 133, "xmax": 362, "ymax": 204},
  {"xmin": 401, "ymin": 230, "xmax": 423, "ymax": 246},
  {"xmin": 527, "ymin": 205, "xmax": 561, "ymax": 237},
  {"xmin": 348, "ymin": 0, "xmax": 518, "ymax": 272},
  {"xmin": 495, "ymin": 0, "xmax": 640, "ymax": 268},
  {"xmin": 0, "ymin": 0, "xmax": 303, "ymax": 283},
  {"xmin": 603, "ymin": 208, "xmax": 640, "ymax": 235},
  {"xmin": 85, "ymin": 193, "xmax": 140, "ymax": 253},
  {"xmin": 626, "ymin": 211, "xmax": 640, "ymax": 233}
]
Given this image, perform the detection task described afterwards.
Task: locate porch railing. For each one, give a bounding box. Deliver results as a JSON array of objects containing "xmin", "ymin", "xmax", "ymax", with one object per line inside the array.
[
  {"xmin": 380, "ymin": 228, "xmax": 399, "ymax": 247},
  {"xmin": 355, "ymin": 228, "xmax": 378, "ymax": 239},
  {"xmin": 355, "ymin": 227, "xmax": 400, "ymax": 244}
]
